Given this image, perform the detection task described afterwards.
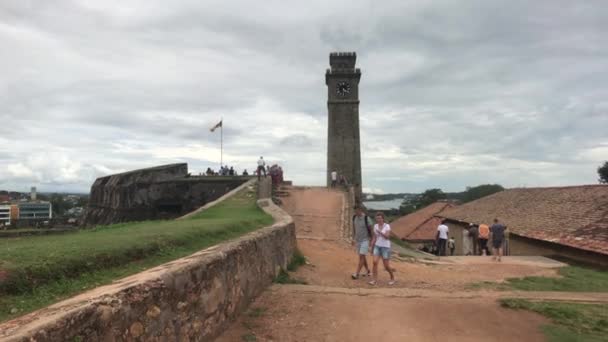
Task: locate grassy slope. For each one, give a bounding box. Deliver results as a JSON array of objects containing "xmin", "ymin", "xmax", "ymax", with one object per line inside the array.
[
  {"xmin": 0, "ymin": 188, "xmax": 272, "ymax": 322},
  {"xmin": 507, "ymin": 266, "xmax": 608, "ymax": 292},
  {"xmin": 468, "ymin": 266, "xmax": 608, "ymax": 292},
  {"xmin": 501, "ymin": 299, "xmax": 608, "ymax": 342}
]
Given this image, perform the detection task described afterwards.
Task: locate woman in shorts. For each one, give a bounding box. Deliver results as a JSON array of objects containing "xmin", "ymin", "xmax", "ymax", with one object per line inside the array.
[{"xmin": 369, "ymin": 212, "xmax": 396, "ymax": 286}]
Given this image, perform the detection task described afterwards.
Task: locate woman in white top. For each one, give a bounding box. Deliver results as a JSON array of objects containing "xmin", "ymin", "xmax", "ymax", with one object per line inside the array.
[{"xmin": 369, "ymin": 212, "xmax": 396, "ymax": 286}]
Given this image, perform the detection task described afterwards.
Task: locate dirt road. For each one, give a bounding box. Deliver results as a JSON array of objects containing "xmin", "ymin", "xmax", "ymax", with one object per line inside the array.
[{"xmin": 216, "ymin": 187, "xmax": 590, "ymax": 341}]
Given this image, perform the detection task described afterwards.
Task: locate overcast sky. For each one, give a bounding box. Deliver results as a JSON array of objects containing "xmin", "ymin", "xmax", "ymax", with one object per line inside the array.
[{"xmin": 1, "ymin": 0, "xmax": 607, "ymax": 194}]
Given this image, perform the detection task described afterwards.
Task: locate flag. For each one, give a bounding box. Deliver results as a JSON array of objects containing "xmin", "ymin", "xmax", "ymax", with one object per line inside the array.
[{"xmin": 210, "ymin": 120, "xmax": 222, "ymax": 132}]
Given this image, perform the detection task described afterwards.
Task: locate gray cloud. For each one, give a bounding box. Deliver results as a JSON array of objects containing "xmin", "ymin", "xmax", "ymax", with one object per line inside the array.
[{"xmin": 1, "ymin": 0, "xmax": 606, "ymax": 193}]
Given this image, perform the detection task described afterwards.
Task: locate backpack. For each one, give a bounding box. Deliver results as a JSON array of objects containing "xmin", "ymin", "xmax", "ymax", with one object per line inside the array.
[{"xmin": 353, "ymin": 214, "xmax": 372, "ymax": 238}]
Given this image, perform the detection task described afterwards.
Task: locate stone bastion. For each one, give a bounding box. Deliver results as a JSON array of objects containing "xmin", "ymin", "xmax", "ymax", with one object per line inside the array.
[{"xmin": 82, "ymin": 163, "xmax": 251, "ymax": 227}]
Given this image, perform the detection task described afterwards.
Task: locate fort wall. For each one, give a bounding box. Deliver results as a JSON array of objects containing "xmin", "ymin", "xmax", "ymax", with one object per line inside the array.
[
  {"xmin": 0, "ymin": 197, "xmax": 296, "ymax": 341},
  {"xmin": 83, "ymin": 164, "xmax": 250, "ymax": 226}
]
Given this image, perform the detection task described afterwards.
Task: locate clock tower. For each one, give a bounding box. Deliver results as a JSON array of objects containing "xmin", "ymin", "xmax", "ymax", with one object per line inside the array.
[{"xmin": 326, "ymin": 52, "xmax": 362, "ymax": 201}]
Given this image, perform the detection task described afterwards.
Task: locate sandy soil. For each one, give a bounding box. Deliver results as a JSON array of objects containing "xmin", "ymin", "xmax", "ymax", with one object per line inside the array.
[
  {"xmin": 216, "ymin": 289, "xmax": 548, "ymax": 342},
  {"xmin": 215, "ymin": 187, "xmax": 564, "ymax": 341}
]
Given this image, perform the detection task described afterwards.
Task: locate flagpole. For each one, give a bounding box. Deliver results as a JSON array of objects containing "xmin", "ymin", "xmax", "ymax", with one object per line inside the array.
[{"xmin": 220, "ymin": 117, "xmax": 223, "ymax": 167}]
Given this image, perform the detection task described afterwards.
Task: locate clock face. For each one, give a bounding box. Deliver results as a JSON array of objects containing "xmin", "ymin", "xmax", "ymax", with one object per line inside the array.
[{"xmin": 336, "ymin": 81, "xmax": 351, "ymax": 96}]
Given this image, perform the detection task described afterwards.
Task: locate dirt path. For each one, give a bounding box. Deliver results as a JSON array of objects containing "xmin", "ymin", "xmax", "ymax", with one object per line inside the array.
[{"xmin": 216, "ymin": 187, "xmax": 601, "ymax": 341}]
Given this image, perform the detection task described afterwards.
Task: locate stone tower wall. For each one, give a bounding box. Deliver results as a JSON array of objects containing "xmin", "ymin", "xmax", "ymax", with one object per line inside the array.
[{"xmin": 326, "ymin": 52, "xmax": 363, "ymax": 201}]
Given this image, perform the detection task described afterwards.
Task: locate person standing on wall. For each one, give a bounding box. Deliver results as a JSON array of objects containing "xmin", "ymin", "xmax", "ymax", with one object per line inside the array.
[
  {"xmin": 257, "ymin": 156, "xmax": 266, "ymax": 180},
  {"xmin": 490, "ymin": 218, "xmax": 507, "ymax": 262},
  {"xmin": 330, "ymin": 170, "xmax": 338, "ymax": 188},
  {"xmin": 436, "ymin": 219, "xmax": 449, "ymax": 256},
  {"xmin": 351, "ymin": 205, "xmax": 373, "ymax": 279},
  {"xmin": 369, "ymin": 212, "xmax": 396, "ymax": 286},
  {"xmin": 478, "ymin": 223, "xmax": 490, "ymax": 256}
]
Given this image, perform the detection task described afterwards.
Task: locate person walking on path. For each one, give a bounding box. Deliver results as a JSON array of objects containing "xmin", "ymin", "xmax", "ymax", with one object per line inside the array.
[
  {"xmin": 257, "ymin": 156, "xmax": 266, "ymax": 180},
  {"xmin": 490, "ymin": 218, "xmax": 507, "ymax": 262},
  {"xmin": 478, "ymin": 223, "xmax": 490, "ymax": 256},
  {"xmin": 351, "ymin": 205, "xmax": 373, "ymax": 279},
  {"xmin": 369, "ymin": 212, "xmax": 396, "ymax": 286},
  {"xmin": 436, "ymin": 220, "xmax": 449, "ymax": 256},
  {"xmin": 448, "ymin": 237, "xmax": 456, "ymax": 256}
]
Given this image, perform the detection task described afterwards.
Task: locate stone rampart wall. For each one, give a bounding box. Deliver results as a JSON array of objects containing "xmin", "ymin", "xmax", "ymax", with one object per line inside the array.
[
  {"xmin": 0, "ymin": 198, "xmax": 296, "ymax": 342},
  {"xmin": 83, "ymin": 164, "xmax": 250, "ymax": 226}
]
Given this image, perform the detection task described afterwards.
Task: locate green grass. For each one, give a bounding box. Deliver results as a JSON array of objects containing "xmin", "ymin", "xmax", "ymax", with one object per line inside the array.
[
  {"xmin": 0, "ymin": 188, "xmax": 272, "ymax": 322},
  {"xmin": 286, "ymin": 249, "xmax": 306, "ymax": 272},
  {"xmin": 274, "ymin": 269, "xmax": 307, "ymax": 285},
  {"xmin": 467, "ymin": 266, "xmax": 608, "ymax": 292},
  {"xmin": 500, "ymin": 299, "xmax": 608, "ymax": 341},
  {"xmin": 390, "ymin": 237, "xmax": 413, "ymax": 249},
  {"xmin": 506, "ymin": 266, "xmax": 608, "ymax": 292},
  {"xmin": 273, "ymin": 250, "xmax": 308, "ymax": 284}
]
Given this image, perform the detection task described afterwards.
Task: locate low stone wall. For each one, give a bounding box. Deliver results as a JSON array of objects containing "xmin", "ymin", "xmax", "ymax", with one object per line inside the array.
[
  {"xmin": 341, "ymin": 186, "xmax": 356, "ymax": 243},
  {"xmin": 0, "ymin": 199, "xmax": 296, "ymax": 342}
]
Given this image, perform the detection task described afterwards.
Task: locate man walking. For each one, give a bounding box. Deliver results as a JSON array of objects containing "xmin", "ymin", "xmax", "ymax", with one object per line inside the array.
[
  {"xmin": 351, "ymin": 205, "xmax": 373, "ymax": 279},
  {"xmin": 436, "ymin": 220, "xmax": 449, "ymax": 256},
  {"xmin": 490, "ymin": 218, "xmax": 507, "ymax": 262}
]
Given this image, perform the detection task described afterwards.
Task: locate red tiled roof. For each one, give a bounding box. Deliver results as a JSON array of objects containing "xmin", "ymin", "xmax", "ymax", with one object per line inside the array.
[
  {"xmin": 439, "ymin": 185, "xmax": 608, "ymax": 255},
  {"xmin": 391, "ymin": 202, "xmax": 457, "ymax": 242}
]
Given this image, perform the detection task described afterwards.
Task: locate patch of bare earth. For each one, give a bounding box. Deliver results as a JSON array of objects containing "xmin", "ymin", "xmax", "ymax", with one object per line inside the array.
[
  {"xmin": 216, "ymin": 289, "xmax": 547, "ymax": 342},
  {"xmin": 215, "ymin": 187, "xmax": 556, "ymax": 341}
]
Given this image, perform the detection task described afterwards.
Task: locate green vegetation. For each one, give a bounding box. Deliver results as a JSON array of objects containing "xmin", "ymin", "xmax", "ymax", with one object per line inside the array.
[
  {"xmin": 506, "ymin": 266, "xmax": 608, "ymax": 292},
  {"xmin": 274, "ymin": 269, "xmax": 307, "ymax": 284},
  {"xmin": 247, "ymin": 307, "xmax": 267, "ymax": 318},
  {"xmin": 241, "ymin": 333, "xmax": 257, "ymax": 342},
  {"xmin": 398, "ymin": 184, "xmax": 504, "ymax": 215},
  {"xmin": 390, "ymin": 237, "xmax": 414, "ymax": 250},
  {"xmin": 0, "ymin": 188, "xmax": 272, "ymax": 322},
  {"xmin": 467, "ymin": 266, "xmax": 608, "ymax": 292},
  {"xmin": 500, "ymin": 299, "xmax": 608, "ymax": 342},
  {"xmin": 598, "ymin": 161, "xmax": 608, "ymax": 184},
  {"xmin": 286, "ymin": 249, "xmax": 306, "ymax": 272},
  {"xmin": 274, "ymin": 250, "xmax": 308, "ymax": 284}
]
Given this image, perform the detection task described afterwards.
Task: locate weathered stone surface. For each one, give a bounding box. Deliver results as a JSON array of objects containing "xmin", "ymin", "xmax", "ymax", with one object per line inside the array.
[
  {"xmin": 326, "ymin": 52, "xmax": 363, "ymax": 202},
  {"xmin": 82, "ymin": 163, "xmax": 249, "ymax": 226},
  {"xmin": 0, "ymin": 198, "xmax": 295, "ymax": 342}
]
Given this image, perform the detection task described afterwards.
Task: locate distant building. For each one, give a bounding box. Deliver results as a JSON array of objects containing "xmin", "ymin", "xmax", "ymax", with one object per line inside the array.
[
  {"xmin": 0, "ymin": 205, "xmax": 10, "ymax": 226},
  {"xmin": 18, "ymin": 202, "xmax": 52, "ymax": 220},
  {"xmin": 439, "ymin": 185, "xmax": 608, "ymax": 266}
]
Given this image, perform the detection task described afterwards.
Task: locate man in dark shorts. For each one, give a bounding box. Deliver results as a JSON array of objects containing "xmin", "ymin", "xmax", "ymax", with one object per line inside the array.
[
  {"xmin": 351, "ymin": 205, "xmax": 373, "ymax": 279},
  {"xmin": 490, "ymin": 218, "xmax": 507, "ymax": 262}
]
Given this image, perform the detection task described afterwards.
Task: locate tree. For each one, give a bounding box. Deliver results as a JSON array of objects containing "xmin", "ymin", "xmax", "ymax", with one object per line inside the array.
[
  {"xmin": 417, "ymin": 188, "xmax": 447, "ymax": 208},
  {"xmin": 400, "ymin": 188, "xmax": 447, "ymax": 215},
  {"xmin": 462, "ymin": 184, "xmax": 504, "ymax": 203},
  {"xmin": 599, "ymin": 161, "xmax": 608, "ymax": 184}
]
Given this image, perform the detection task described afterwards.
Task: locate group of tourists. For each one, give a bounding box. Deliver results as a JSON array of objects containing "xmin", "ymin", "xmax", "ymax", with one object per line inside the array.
[
  {"xmin": 329, "ymin": 170, "xmax": 349, "ymax": 188},
  {"xmin": 351, "ymin": 206, "xmax": 396, "ymax": 286},
  {"xmin": 349, "ymin": 210, "xmax": 509, "ymax": 285},
  {"xmin": 203, "ymin": 166, "xmax": 246, "ymax": 176},
  {"xmin": 256, "ymin": 156, "xmax": 284, "ymax": 183},
  {"xmin": 435, "ymin": 219, "xmax": 507, "ymax": 261}
]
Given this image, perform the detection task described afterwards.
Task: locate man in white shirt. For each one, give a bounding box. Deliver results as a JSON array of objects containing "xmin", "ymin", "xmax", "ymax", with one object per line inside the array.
[
  {"xmin": 257, "ymin": 156, "xmax": 266, "ymax": 179},
  {"xmin": 436, "ymin": 220, "xmax": 449, "ymax": 256},
  {"xmin": 330, "ymin": 170, "xmax": 338, "ymax": 188}
]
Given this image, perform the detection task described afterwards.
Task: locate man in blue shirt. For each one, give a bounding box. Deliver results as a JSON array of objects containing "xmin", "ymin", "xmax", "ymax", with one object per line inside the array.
[{"xmin": 490, "ymin": 218, "xmax": 507, "ymax": 262}]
